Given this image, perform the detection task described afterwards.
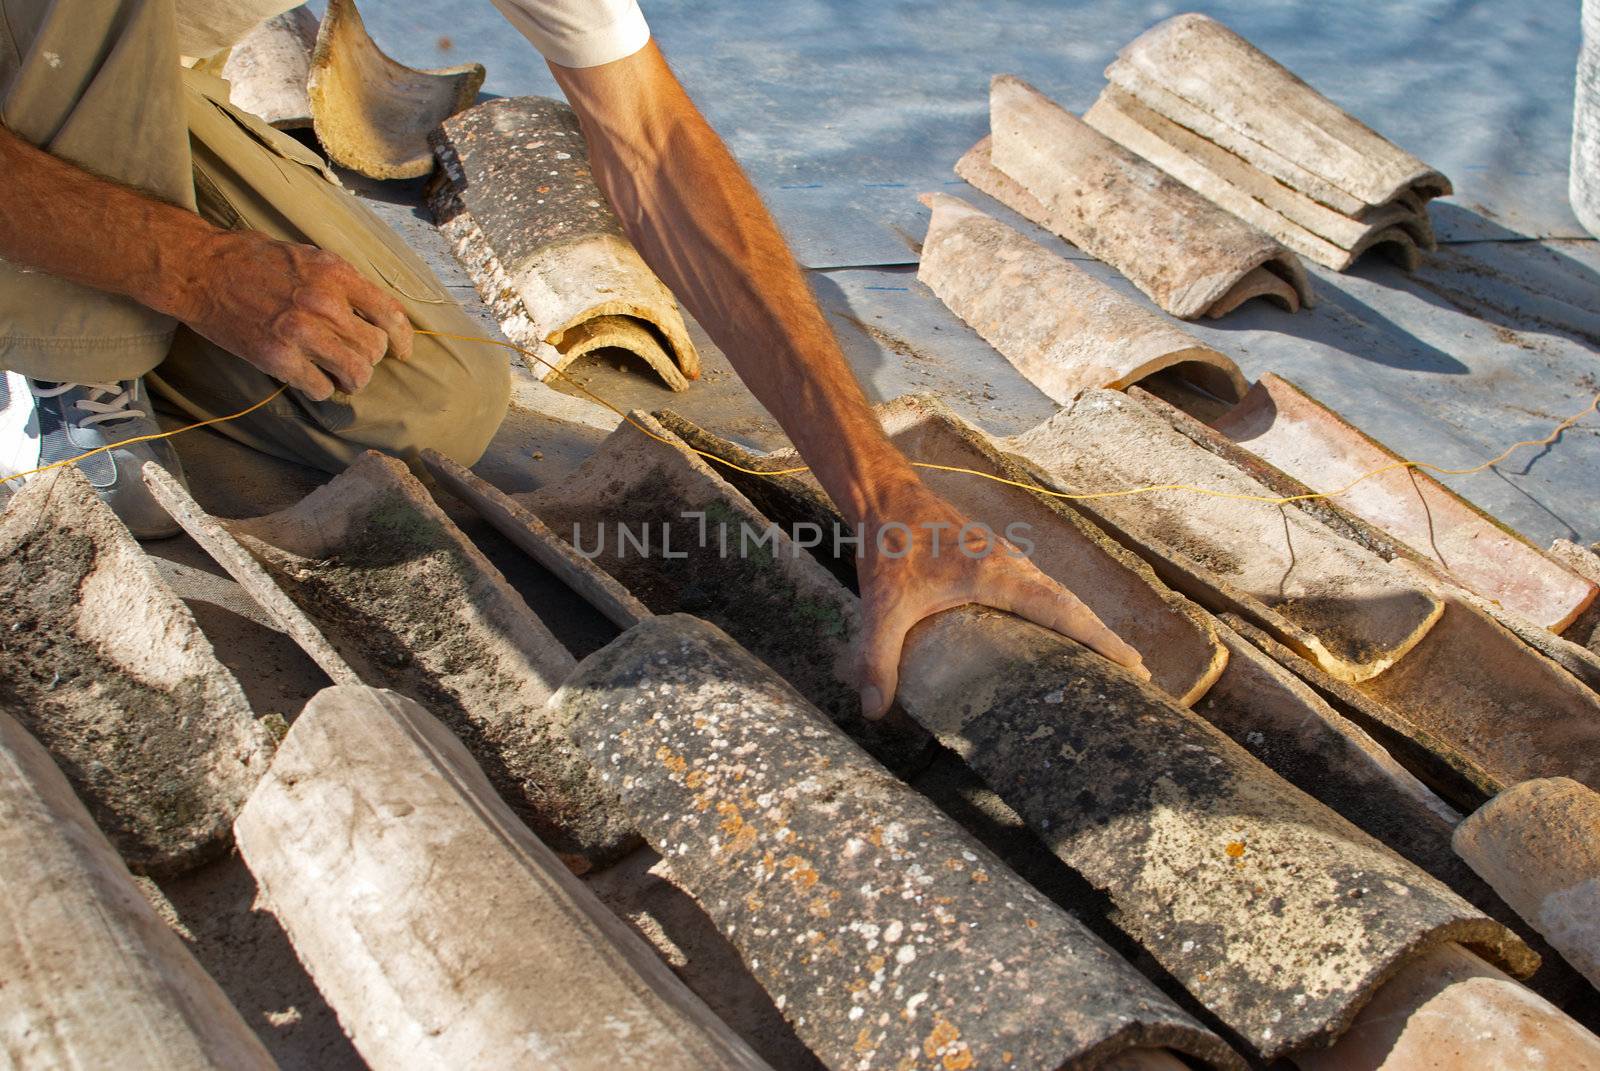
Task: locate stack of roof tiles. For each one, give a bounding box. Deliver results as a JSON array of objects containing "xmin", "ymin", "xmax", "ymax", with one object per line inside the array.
[
  {"xmin": 955, "ymin": 12, "xmax": 1453, "ymax": 329},
  {"xmin": 1085, "ymin": 14, "xmax": 1450, "ymax": 272}
]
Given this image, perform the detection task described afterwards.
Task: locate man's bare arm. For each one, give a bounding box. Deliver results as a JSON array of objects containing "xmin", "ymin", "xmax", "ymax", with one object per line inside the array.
[
  {"xmin": 552, "ymin": 44, "xmax": 1148, "ymax": 716},
  {"xmin": 0, "ymin": 125, "xmax": 409, "ymax": 399}
]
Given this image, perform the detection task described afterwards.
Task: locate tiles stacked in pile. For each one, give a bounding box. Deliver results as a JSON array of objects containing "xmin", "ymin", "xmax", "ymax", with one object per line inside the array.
[
  {"xmin": 958, "ymin": 75, "xmax": 1312, "ymax": 320},
  {"xmin": 1086, "ymin": 13, "xmax": 1451, "ymax": 272}
]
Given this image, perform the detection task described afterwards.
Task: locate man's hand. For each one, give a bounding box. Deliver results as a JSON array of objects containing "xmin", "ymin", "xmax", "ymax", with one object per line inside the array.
[
  {"xmin": 172, "ymin": 230, "xmax": 412, "ymax": 401},
  {"xmin": 855, "ymin": 482, "xmax": 1150, "ymax": 719},
  {"xmin": 0, "ymin": 125, "xmax": 409, "ymax": 402}
]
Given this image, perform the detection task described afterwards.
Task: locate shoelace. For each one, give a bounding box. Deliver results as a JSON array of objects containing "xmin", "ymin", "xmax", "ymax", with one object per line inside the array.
[{"xmin": 29, "ymin": 380, "xmax": 147, "ymax": 429}]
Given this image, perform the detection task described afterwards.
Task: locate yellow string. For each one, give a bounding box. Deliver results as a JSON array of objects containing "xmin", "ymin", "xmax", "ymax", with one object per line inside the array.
[
  {"xmin": 416, "ymin": 328, "xmax": 1600, "ymax": 508},
  {"xmin": 6, "ymin": 326, "xmax": 1594, "ymax": 512},
  {"xmin": 0, "ymin": 384, "xmax": 288, "ymax": 486}
]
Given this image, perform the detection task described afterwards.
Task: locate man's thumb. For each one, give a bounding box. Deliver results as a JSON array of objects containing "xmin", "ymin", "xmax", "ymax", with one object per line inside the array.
[{"xmin": 864, "ymin": 653, "xmax": 902, "ymax": 717}]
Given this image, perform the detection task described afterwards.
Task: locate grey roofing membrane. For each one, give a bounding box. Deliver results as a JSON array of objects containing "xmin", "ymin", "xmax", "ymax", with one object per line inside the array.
[{"xmin": 346, "ymin": 0, "xmax": 1590, "ymax": 251}]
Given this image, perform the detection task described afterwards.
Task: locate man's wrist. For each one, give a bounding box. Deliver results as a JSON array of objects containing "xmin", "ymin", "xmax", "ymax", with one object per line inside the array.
[
  {"xmin": 129, "ymin": 204, "xmax": 232, "ymax": 321},
  {"xmin": 836, "ymin": 456, "xmax": 927, "ymax": 529}
]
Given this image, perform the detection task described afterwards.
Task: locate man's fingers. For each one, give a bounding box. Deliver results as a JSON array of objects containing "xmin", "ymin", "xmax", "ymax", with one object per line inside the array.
[
  {"xmin": 858, "ymin": 590, "xmax": 982, "ymax": 719},
  {"xmin": 294, "ymin": 319, "xmax": 377, "ymax": 394},
  {"xmin": 334, "ymin": 311, "xmax": 391, "ymax": 368},
  {"xmin": 857, "ymin": 604, "xmax": 917, "ymax": 721},
  {"xmin": 276, "ymin": 352, "xmax": 338, "ymax": 401},
  {"xmin": 345, "ymin": 272, "xmax": 413, "ymax": 361},
  {"xmin": 297, "ymin": 278, "xmax": 403, "ymax": 374},
  {"xmin": 998, "ymin": 571, "xmax": 1151, "ymax": 681},
  {"xmin": 297, "ymin": 285, "xmax": 393, "ymax": 371},
  {"xmin": 317, "ymin": 340, "xmax": 376, "ymax": 394}
]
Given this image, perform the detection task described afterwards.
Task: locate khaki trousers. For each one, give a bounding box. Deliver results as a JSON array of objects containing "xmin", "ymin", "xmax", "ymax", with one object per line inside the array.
[{"xmin": 0, "ymin": 0, "xmax": 509, "ymax": 471}]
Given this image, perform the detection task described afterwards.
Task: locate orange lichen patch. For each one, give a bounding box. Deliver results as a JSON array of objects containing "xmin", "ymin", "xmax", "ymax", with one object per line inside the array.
[
  {"xmin": 923, "ymin": 1016, "xmax": 974, "ymax": 1069},
  {"xmin": 655, "ymin": 746, "xmax": 688, "ymax": 775},
  {"xmin": 944, "ymin": 858, "xmax": 965, "ymax": 871},
  {"xmin": 1025, "ymin": 918, "xmax": 1038, "ymax": 929},
  {"xmin": 854, "ymin": 1028, "xmax": 877, "ymax": 1054},
  {"xmin": 868, "ymin": 827, "xmax": 885, "ymax": 847},
  {"xmin": 780, "ymin": 854, "xmax": 820, "ymax": 889},
  {"xmin": 744, "ymin": 893, "xmax": 764, "ymax": 912},
  {"xmin": 924, "ymin": 1017, "xmax": 960, "ymax": 1055},
  {"xmin": 1225, "ymin": 840, "xmax": 1247, "ymax": 858},
  {"xmin": 868, "ymin": 954, "xmax": 888, "ymax": 973},
  {"xmin": 971, "ymin": 870, "xmax": 990, "ymax": 884},
  {"xmin": 684, "ymin": 769, "xmax": 707, "ymax": 789},
  {"xmin": 808, "ymin": 898, "xmax": 833, "ymax": 918},
  {"xmin": 715, "ymin": 801, "xmax": 759, "ymax": 855}
]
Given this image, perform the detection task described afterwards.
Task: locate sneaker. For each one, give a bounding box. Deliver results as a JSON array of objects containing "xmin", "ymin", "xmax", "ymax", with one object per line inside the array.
[{"xmin": 0, "ymin": 372, "xmax": 186, "ymax": 539}]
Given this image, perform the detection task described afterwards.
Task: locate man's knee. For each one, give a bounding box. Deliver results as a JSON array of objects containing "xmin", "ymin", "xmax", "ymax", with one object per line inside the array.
[
  {"xmin": 385, "ymin": 341, "xmax": 511, "ymax": 468},
  {"xmin": 439, "ymin": 348, "xmax": 512, "ymax": 467}
]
